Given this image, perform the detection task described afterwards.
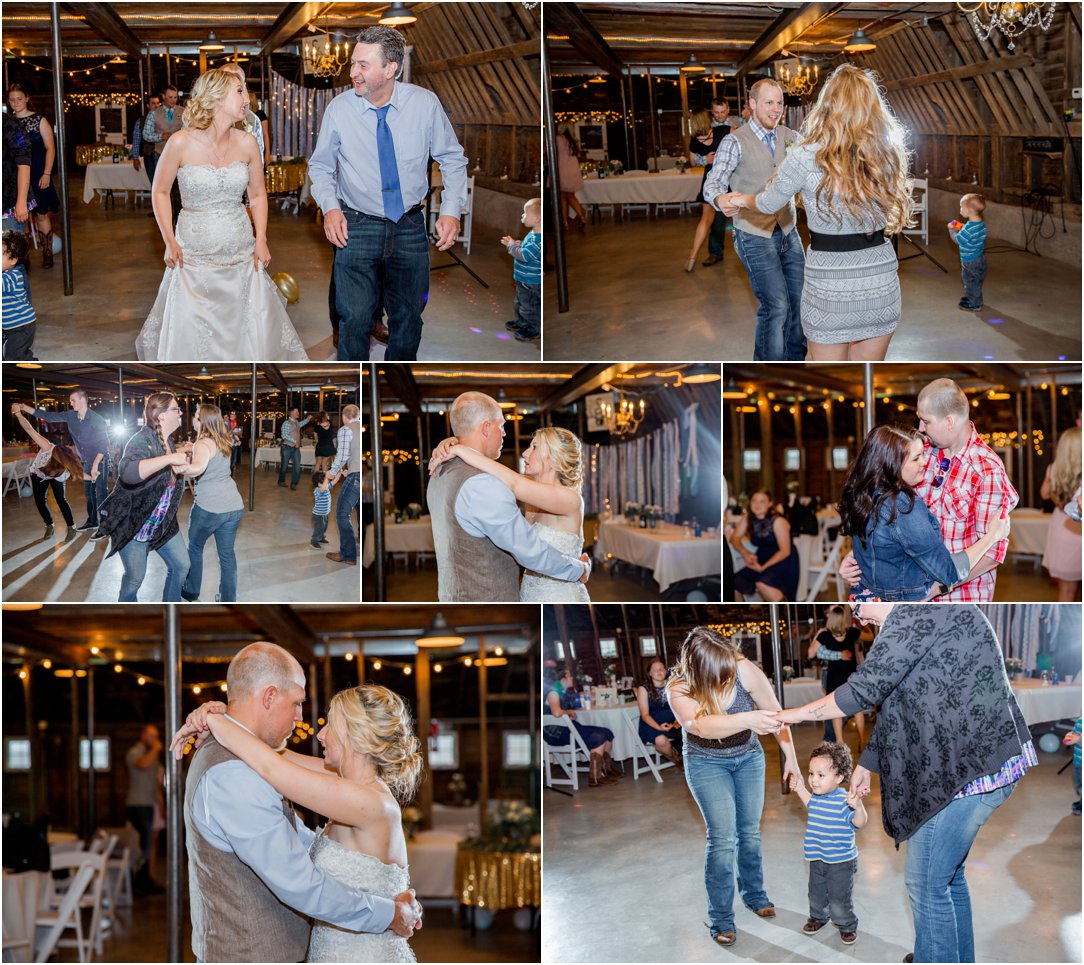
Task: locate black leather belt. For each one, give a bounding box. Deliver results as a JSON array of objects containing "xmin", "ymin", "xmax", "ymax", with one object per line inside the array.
[
  {"xmin": 808, "ymin": 229, "xmax": 885, "ymax": 252},
  {"xmin": 339, "ymin": 201, "xmax": 424, "ymax": 222}
]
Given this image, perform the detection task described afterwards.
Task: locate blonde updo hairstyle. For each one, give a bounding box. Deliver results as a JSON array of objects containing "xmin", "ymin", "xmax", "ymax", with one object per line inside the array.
[
  {"xmin": 182, "ymin": 69, "xmax": 238, "ymax": 131},
  {"xmin": 533, "ymin": 427, "xmax": 583, "ymax": 490},
  {"xmin": 328, "ymin": 685, "xmax": 423, "ymax": 802}
]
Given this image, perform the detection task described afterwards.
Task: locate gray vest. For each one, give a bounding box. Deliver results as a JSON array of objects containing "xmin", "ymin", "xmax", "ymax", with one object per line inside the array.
[
  {"xmin": 729, "ymin": 122, "xmax": 797, "ymax": 238},
  {"xmin": 153, "ymin": 106, "xmax": 184, "ymax": 155},
  {"xmin": 184, "ymin": 736, "xmax": 311, "ymax": 963},
  {"xmin": 426, "ymin": 458, "xmax": 520, "ymax": 602},
  {"xmin": 347, "ymin": 420, "xmax": 361, "ymax": 475}
]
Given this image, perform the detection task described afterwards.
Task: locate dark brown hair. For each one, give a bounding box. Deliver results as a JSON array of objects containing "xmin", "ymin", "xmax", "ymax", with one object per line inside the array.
[
  {"xmin": 838, "ymin": 423, "xmax": 922, "ymax": 548},
  {"xmin": 40, "ymin": 444, "xmax": 84, "ymax": 480},
  {"xmin": 143, "ymin": 392, "xmax": 178, "ymax": 452},
  {"xmin": 809, "ymin": 740, "xmax": 853, "ymax": 785}
]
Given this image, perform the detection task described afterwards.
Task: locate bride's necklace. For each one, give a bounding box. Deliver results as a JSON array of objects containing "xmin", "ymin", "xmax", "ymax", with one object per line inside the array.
[{"xmin": 198, "ymin": 128, "xmax": 230, "ymax": 166}]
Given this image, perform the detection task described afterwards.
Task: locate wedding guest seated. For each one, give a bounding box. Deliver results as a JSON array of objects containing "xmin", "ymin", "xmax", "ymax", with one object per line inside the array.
[
  {"xmin": 543, "ymin": 667, "xmax": 621, "ymax": 787},
  {"xmin": 729, "ymin": 490, "xmax": 799, "ymax": 601},
  {"xmin": 636, "ymin": 658, "xmax": 682, "ymax": 765}
]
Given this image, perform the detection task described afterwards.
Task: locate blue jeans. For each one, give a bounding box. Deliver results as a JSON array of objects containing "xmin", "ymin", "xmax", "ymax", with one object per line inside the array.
[
  {"xmin": 83, "ymin": 453, "xmax": 109, "ymax": 526},
  {"xmin": 278, "ymin": 445, "xmax": 301, "ymax": 486},
  {"xmin": 230, "ymin": 444, "xmax": 242, "ymax": 472},
  {"xmin": 183, "ymin": 504, "xmax": 244, "ymax": 602},
  {"xmin": 336, "ymin": 472, "xmax": 360, "ymax": 562},
  {"xmin": 733, "ymin": 227, "xmax": 807, "ymax": 361},
  {"xmin": 513, "ymin": 281, "xmax": 540, "ymax": 336},
  {"xmin": 118, "ymin": 530, "xmax": 189, "ymax": 602},
  {"xmin": 904, "ymin": 783, "xmax": 1014, "ymax": 963},
  {"xmin": 708, "ymin": 208, "xmax": 729, "ymax": 257},
  {"xmin": 684, "ymin": 744, "xmax": 770, "ymax": 935},
  {"xmin": 960, "ymin": 255, "xmax": 986, "ymax": 309},
  {"xmin": 334, "ymin": 206, "xmax": 429, "ymax": 361}
]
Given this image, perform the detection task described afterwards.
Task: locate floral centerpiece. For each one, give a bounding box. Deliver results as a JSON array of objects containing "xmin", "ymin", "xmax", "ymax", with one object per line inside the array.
[
  {"xmin": 781, "ymin": 664, "xmax": 795, "ymax": 681},
  {"xmin": 624, "ymin": 501, "xmax": 642, "ymax": 523},
  {"xmin": 459, "ymin": 799, "xmax": 540, "ymax": 853},
  {"xmin": 405, "ymin": 502, "xmax": 423, "ymax": 520},
  {"xmin": 645, "ymin": 504, "xmax": 662, "ymax": 528},
  {"xmin": 1005, "ymin": 656, "xmax": 1024, "ymax": 681}
]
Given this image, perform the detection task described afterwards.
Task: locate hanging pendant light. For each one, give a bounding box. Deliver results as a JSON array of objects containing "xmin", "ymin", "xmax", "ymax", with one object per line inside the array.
[
  {"xmin": 199, "ymin": 31, "xmax": 225, "ymax": 53},
  {"xmin": 380, "ymin": 2, "xmax": 417, "ymax": 27},
  {"xmin": 680, "ymin": 53, "xmax": 706, "ymax": 73},
  {"xmin": 843, "ymin": 28, "xmax": 876, "ymax": 53},
  {"xmin": 416, "ymin": 611, "xmax": 465, "ymax": 649}
]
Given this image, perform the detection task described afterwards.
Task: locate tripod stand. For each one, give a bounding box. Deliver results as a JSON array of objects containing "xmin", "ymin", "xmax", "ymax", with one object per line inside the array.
[
  {"xmin": 425, "ymin": 165, "xmax": 489, "ymax": 288},
  {"xmin": 893, "ymin": 232, "xmax": 949, "ymax": 273}
]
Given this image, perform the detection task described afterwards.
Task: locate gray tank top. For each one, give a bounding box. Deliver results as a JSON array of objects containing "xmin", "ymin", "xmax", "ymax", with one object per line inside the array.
[
  {"xmin": 194, "ymin": 447, "xmax": 243, "ymax": 513},
  {"xmin": 685, "ymin": 674, "xmax": 760, "ymax": 758}
]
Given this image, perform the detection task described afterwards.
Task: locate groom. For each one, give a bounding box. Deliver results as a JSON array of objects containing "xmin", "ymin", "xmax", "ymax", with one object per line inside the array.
[
  {"xmin": 427, "ymin": 392, "xmax": 590, "ymax": 601},
  {"xmin": 176, "ymin": 642, "xmax": 421, "ymax": 962}
]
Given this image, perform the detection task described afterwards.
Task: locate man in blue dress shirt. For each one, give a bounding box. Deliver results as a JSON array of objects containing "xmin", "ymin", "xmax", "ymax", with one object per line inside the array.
[{"xmin": 309, "ymin": 25, "xmax": 469, "ymax": 362}]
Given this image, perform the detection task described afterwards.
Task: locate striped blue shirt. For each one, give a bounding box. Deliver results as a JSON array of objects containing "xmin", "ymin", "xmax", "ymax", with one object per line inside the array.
[
  {"xmin": 952, "ymin": 219, "xmax": 987, "ymax": 263},
  {"xmin": 2, "ymin": 265, "xmax": 35, "ymax": 330},
  {"xmin": 803, "ymin": 787, "xmax": 858, "ymax": 863},
  {"xmin": 507, "ymin": 229, "xmax": 541, "ymax": 286},
  {"xmin": 313, "ymin": 486, "xmax": 332, "ymax": 516}
]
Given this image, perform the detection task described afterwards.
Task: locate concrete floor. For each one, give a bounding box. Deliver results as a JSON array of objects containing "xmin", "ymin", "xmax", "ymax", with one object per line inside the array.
[
  {"xmin": 542, "ymin": 719, "xmax": 1082, "ymax": 964},
  {"xmin": 27, "ymin": 176, "xmax": 538, "ymax": 362},
  {"xmin": 542, "ymin": 212, "xmax": 1083, "ymax": 362},
  {"xmin": 2, "ymin": 457, "xmax": 360, "ymax": 602}
]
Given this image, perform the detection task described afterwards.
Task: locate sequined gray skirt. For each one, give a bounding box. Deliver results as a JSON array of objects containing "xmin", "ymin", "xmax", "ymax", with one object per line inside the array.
[{"xmin": 801, "ymin": 239, "xmax": 901, "ymax": 344}]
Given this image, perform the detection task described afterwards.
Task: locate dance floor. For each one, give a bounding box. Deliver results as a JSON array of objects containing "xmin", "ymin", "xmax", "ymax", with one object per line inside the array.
[
  {"xmin": 25, "ymin": 176, "xmax": 538, "ymax": 363},
  {"xmin": 542, "ymin": 720, "xmax": 1082, "ymax": 964},
  {"xmin": 542, "ymin": 212, "xmax": 1083, "ymax": 362},
  {"xmin": 1, "ymin": 458, "xmax": 360, "ymax": 602}
]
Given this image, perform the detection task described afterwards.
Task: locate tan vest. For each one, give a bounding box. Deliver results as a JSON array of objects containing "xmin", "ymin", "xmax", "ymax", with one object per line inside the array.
[
  {"xmin": 347, "ymin": 420, "xmax": 362, "ymax": 475},
  {"xmin": 729, "ymin": 122, "xmax": 797, "ymax": 238},
  {"xmin": 426, "ymin": 458, "xmax": 521, "ymax": 602},
  {"xmin": 184, "ymin": 736, "xmax": 311, "ymax": 963},
  {"xmin": 153, "ymin": 105, "xmax": 184, "ymax": 155}
]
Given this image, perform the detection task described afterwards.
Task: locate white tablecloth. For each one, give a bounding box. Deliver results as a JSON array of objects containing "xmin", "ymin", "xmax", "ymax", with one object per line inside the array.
[
  {"xmin": 782, "ymin": 678, "xmax": 825, "ymax": 708},
  {"xmin": 1007, "ymin": 508, "xmax": 1051, "ymax": 557},
  {"xmin": 595, "ymin": 519, "xmax": 721, "ymax": 591},
  {"xmin": 406, "ymin": 829, "xmax": 463, "ymax": 899},
  {"xmin": 253, "ymin": 445, "xmax": 316, "ymax": 469},
  {"xmin": 362, "ymin": 517, "xmax": 434, "ymax": 568},
  {"xmin": 2, "ymin": 869, "xmax": 48, "ymax": 963},
  {"xmin": 578, "ymin": 170, "xmax": 703, "ymax": 206},
  {"xmin": 571, "ymin": 705, "xmax": 643, "ymax": 761},
  {"xmin": 82, "ymin": 161, "xmax": 151, "ymax": 203},
  {"xmin": 1011, "ymin": 678, "xmax": 1082, "ymax": 726}
]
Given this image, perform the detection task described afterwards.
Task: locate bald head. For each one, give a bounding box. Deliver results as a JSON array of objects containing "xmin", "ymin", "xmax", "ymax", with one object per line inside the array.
[
  {"xmin": 227, "ymin": 642, "xmax": 303, "ymax": 701},
  {"xmin": 342, "ymin": 404, "xmax": 359, "ymax": 421},
  {"xmin": 220, "ymin": 61, "xmax": 246, "ymax": 81},
  {"xmin": 450, "ymin": 392, "xmax": 505, "ymax": 458},
  {"xmin": 918, "ymin": 379, "xmax": 969, "ymax": 422}
]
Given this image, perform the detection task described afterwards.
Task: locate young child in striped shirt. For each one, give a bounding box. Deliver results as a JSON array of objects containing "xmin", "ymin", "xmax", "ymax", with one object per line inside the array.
[
  {"xmin": 948, "ymin": 193, "xmax": 988, "ymax": 312},
  {"xmin": 3, "ymin": 230, "xmax": 37, "ymax": 361},
  {"xmin": 501, "ymin": 197, "xmax": 541, "ymax": 342},
  {"xmin": 311, "ymin": 469, "xmax": 338, "ymax": 548},
  {"xmin": 790, "ymin": 741, "xmax": 867, "ymax": 946}
]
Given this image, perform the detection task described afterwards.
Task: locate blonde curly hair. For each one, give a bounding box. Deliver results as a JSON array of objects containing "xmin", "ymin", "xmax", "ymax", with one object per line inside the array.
[
  {"xmin": 328, "ymin": 685, "xmax": 423, "ymax": 802},
  {"xmin": 182, "ymin": 69, "xmax": 240, "ymax": 131},
  {"xmin": 533, "ymin": 427, "xmax": 583, "ymax": 490}
]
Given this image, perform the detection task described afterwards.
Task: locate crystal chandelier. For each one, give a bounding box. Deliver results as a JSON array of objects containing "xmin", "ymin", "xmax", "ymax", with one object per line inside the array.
[
  {"xmin": 957, "ymin": 2, "xmax": 1056, "ymax": 50},
  {"xmin": 303, "ymin": 27, "xmax": 350, "ymax": 78},
  {"xmin": 594, "ymin": 392, "xmax": 646, "ymax": 437},
  {"xmin": 778, "ymin": 60, "xmax": 819, "ymax": 98}
]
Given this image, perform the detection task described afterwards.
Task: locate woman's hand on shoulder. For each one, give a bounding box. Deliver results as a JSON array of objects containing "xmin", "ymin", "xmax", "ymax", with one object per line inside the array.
[{"xmin": 428, "ymin": 436, "xmax": 460, "ymax": 474}]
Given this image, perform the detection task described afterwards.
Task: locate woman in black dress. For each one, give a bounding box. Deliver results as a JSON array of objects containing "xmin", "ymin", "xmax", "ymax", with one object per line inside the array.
[
  {"xmin": 7, "ymin": 84, "xmax": 58, "ymax": 268},
  {"xmin": 728, "ymin": 490, "xmax": 800, "ymax": 601},
  {"xmin": 685, "ymin": 109, "xmax": 718, "ymax": 272},
  {"xmin": 312, "ymin": 410, "xmax": 336, "ymax": 474},
  {"xmin": 813, "ymin": 605, "xmax": 866, "ymax": 750}
]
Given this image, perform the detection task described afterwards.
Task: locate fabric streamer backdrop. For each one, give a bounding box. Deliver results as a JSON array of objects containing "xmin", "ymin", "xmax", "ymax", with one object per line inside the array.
[
  {"xmin": 269, "ymin": 73, "xmax": 349, "ymax": 161},
  {"xmin": 584, "ymin": 420, "xmax": 683, "ymax": 519}
]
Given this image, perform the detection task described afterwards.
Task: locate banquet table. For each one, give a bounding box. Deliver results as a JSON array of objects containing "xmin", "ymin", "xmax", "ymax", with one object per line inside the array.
[
  {"xmin": 594, "ymin": 518, "xmax": 721, "ymax": 592},
  {"xmin": 253, "ymin": 445, "xmax": 316, "ymax": 469},
  {"xmin": 407, "ymin": 830, "xmax": 464, "ymax": 900},
  {"xmin": 1010, "ymin": 678, "xmax": 1082, "ymax": 726},
  {"xmin": 782, "ymin": 678, "xmax": 825, "ymax": 708},
  {"xmin": 76, "ymin": 144, "xmax": 126, "ymax": 166},
  {"xmin": 569, "ymin": 705, "xmax": 645, "ymax": 762},
  {"xmin": 362, "ymin": 516, "xmax": 434, "ymax": 568},
  {"xmin": 577, "ymin": 170, "xmax": 703, "ymax": 210},
  {"xmin": 1007, "ymin": 508, "xmax": 1052, "ymax": 558},
  {"xmin": 2, "ymin": 869, "xmax": 48, "ymax": 963},
  {"xmin": 82, "ymin": 161, "xmax": 151, "ymax": 204}
]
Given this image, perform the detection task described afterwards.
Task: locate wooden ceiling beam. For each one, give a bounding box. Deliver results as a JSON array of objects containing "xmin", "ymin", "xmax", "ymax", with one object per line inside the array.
[
  {"xmin": 3, "ymin": 623, "xmax": 91, "ymax": 665},
  {"xmin": 733, "ymin": 2, "xmax": 845, "ymax": 77},
  {"xmin": 3, "ymin": 369, "xmax": 122, "ymax": 395},
  {"xmin": 62, "ymin": 2, "xmax": 144, "ymax": 59},
  {"xmin": 261, "ymin": 365, "xmax": 290, "ymax": 395},
  {"xmin": 234, "ymin": 605, "xmax": 315, "ymax": 662},
  {"xmin": 118, "ymin": 364, "xmax": 214, "ymax": 394},
  {"xmin": 543, "ymin": 4, "xmax": 626, "ymax": 77},
  {"xmin": 257, "ymin": 2, "xmax": 335, "ymax": 57},
  {"xmin": 538, "ymin": 364, "xmax": 631, "ymax": 413},
  {"xmin": 415, "ymin": 38, "xmax": 539, "ymax": 74},
  {"xmin": 382, "ymin": 367, "xmax": 424, "ymax": 418}
]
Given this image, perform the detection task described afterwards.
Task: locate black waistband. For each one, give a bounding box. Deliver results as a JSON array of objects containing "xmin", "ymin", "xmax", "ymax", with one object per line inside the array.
[
  {"xmin": 339, "ymin": 202, "xmax": 424, "ymax": 222},
  {"xmin": 808, "ymin": 229, "xmax": 885, "ymax": 252}
]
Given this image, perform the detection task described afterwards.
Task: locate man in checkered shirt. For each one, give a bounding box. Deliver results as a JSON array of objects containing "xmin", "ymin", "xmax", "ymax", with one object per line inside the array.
[{"xmin": 841, "ymin": 378, "xmax": 1018, "ymax": 601}]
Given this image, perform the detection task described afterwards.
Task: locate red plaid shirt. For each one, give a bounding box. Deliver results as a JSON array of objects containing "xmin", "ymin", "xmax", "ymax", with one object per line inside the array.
[{"xmin": 915, "ymin": 423, "xmax": 1019, "ymax": 601}]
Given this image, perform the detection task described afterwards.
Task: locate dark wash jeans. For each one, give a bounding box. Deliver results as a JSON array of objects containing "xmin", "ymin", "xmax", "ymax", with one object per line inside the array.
[
  {"xmin": 733, "ymin": 226, "xmax": 807, "ymax": 361},
  {"xmin": 83, "ymin": 453, "xmax": 109, "ymax": 526},
  {"xmin": 333, "ymin": 206, "xmax": 429, "ymax": 361},
  {"xmin": 336, "ymin": 472, "xmax": 360, "ymax": 562},
  {"xmin": 960, "ymin": 255, "xmax": 986, "ymax": 309}
]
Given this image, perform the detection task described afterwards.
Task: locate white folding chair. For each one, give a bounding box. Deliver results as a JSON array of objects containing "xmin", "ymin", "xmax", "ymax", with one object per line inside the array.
[
  {"xmin": 619, "ymin": 710, "xmax": 674, "ymax": 783},
  {"xmin": 2, "ymin": 458, "xmax": 33, "ymax": 497},
  {"xmin": 805, "ymin": 533, "xmax": 846, "ymax": 601},
  {"xmin": 2, "ymin": 927, "xmax": 32, "ymax": 963},
  {"xmin": 105, "ymin": 843, "xmax": 133, "ymax": 909},
  {"xmin": 457, "ymin": 175, "xmax": 475, "ymax": 254},
  {"xmin": 903, "ymin": 176, "xmax": 929, "ymax": 248},
  {"xmin": 34, "ymin": 862, "xmax": 96, "ymax": 963},
  {"xmin": 542, "ymin": 714, "xmax": 590, "ymax": 791}
]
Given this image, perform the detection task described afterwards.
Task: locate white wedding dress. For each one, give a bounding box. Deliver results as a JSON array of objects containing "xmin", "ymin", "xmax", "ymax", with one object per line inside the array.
[
  {"xmin": 136, "ymin": 161, "xmax": 309, "ymax": 361},
  {"xmin": 307, "ymin": 827, "xmax": 415, "ymax": 963},
  {"xmin": 520, "ymin": 522, "xmax": 591, "ymax": 602}
]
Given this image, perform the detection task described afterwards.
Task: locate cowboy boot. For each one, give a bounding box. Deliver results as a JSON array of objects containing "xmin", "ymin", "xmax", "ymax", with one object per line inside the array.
[{"xmin": 41, "ymin": 230, "xmax": 54, "ymax": 268}]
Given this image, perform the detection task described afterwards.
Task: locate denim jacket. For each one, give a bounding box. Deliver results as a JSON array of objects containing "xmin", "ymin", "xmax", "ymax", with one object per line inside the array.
[{"xmin": 853, "ymin": 492, "xmax": 969, "ymax": 601}]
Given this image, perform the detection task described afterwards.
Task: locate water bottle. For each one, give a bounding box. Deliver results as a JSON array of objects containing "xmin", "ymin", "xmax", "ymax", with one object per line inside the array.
[
  {"xmin": 580, "ymin": 687, "xmax": 591, "ymax": 710},
  {"xmin": 112, "ymin": 146, "xmax": 119, "ymax": 163},
  {"xmin": 1052, "ymin": 670, "xmax": 1059, "ymax": 686},
  {"xmin": 694, "ymin": 517, "xmax": 701, "ymax": 538}
]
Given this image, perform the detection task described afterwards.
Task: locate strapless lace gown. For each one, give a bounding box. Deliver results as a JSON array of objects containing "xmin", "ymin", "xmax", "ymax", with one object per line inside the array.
[
  {"xmin": 307, "ymin": 828, "xmax": 415, "ymax": 963},
  {"xmin": 136, "ymin": 162, "xmax": 308, "ymax": 361},
  {"xmin": 520, "ymin": 522, "xmax": 591, "ymax": 602}
]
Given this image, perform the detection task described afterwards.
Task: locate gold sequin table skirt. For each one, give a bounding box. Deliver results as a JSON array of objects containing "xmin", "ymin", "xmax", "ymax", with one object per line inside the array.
[
  {"xmin": 264, "ymin": 160, "xmax": 307, "ymax": 195},
  {"xmin": 454, "ymin": 849, "xmax": 540, "ymax": 909}
]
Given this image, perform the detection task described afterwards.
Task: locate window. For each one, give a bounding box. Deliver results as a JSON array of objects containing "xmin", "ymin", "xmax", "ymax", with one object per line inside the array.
[
  {"xmin": 599, "ymin": 638, "xmax": 617, "ymax": 658},
  {"xmin": 832, "ymin": 447, "xmax": 850, "ymax": 470},
  {"xmin": 784, "ymin": 448, "xmax": 801, "ymax": 471},
  {"xmin": 567, "ymin": 640, "xmax": 576, "ymax": 659},
  {"xmin": 743, "ymin": 449, "xmax": 761, "ymax": 471},
  {"xmin": 640, "ymin": 636, "xmax": 657, "ymax": 656},
  {"xmin": 503, "ymin": 732, "xmax": 532, "ymax": 768},
  {"xmin": 79, "ymin": 738, "xmax": 110, "ymax": 771},
  {"xmin": 428, "ymin": 726, "xmax": 458, "ymax": 769},
  {"xmin": 4, "ymin": 739, "xmax": 31, "ymax": 771},
  {"xmin": 553, "ymin": 640, "xmax": 565, "ymax": 660}
]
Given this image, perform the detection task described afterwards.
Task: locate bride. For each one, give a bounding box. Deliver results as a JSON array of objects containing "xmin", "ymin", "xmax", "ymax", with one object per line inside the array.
[
  {"xmin": 186, "ymin": 687, "xmax": 421, "ymax": 963},
  {"xmin": 136, "ymin": 68, "xmax": 308, "ymax": 361},
  {"xmin": 430, "ymin": 427, "xmax": 590, "ymax": 602}
]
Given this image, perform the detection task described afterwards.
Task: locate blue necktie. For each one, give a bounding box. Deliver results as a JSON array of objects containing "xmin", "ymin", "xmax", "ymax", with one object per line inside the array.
[
  {"xmin": 165, "ymin": 108, "xmax": 173, "ymax": 124},
  {"xmin": 374, "ymin": 105, "xmax": 405, "ymax": 222},
  {"xmin": 765, "ymin": 130, "xmax": 776, "ymax": 157}
]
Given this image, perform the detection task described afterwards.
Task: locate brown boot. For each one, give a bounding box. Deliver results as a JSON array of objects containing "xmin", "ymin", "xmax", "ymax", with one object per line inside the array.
[{"xmin": 41, "ymin": 230, "xmax": 54, "ymax": 269}]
